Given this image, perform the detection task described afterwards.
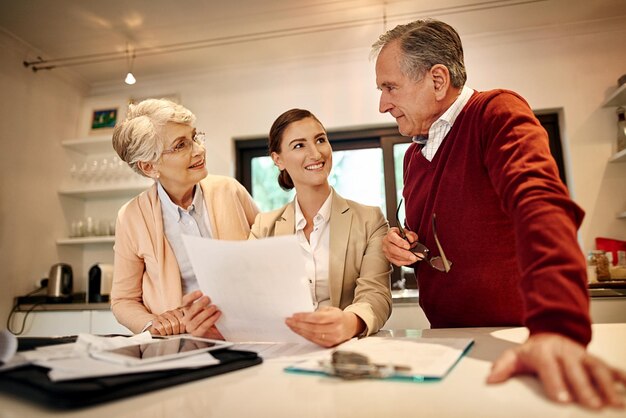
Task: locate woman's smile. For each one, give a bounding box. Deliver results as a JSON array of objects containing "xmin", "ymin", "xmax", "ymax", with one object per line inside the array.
[
  {"xmin": 305, "ymin": 161, "xmax": 324, "ymax": 171},
  {"xmin": 188, "ymin": 158, "xmax": 205, "ymax": 169}
]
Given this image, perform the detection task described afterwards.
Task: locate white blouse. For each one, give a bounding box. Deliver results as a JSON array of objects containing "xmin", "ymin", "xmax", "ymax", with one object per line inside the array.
[{"xmin": 294, "ymin": 191, "xmax": 333, "ymax": 309}]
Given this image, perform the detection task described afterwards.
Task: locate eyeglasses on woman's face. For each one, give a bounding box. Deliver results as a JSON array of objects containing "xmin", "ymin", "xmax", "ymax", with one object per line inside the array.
[
  {"xmin": 161, "ymin": 131, "xmax": 206, "ymax": 156},
  {"xmin": 395, "ymin": 199, "xmax": 452, "ymax": 273}
]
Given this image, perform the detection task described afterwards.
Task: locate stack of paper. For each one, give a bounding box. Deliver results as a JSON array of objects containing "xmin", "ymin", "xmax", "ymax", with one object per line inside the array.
[{"xmin": 182, "ymin": 235, "xmax": 315, "ymax": 343}]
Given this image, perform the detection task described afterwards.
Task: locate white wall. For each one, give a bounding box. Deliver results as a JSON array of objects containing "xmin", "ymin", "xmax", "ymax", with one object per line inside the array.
[
  {"xmin": 89, "ymin": 17, "xmax": 626, "ymax": 251},
  {"xmin": 1, "ymin": 16, "xmax": 625, "ymax": 327},
  {"xmin": 0, "ymin": 30, "xmax": 86, "ymax": 327},
  {"xmin": 462, "ymin": 19, "xmax": 626, "ymax": 250}
]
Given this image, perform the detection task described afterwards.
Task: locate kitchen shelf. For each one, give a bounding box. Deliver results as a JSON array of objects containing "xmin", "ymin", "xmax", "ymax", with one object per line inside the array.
[
  {"xmin": 62, "ymin": 136, "xmax": 113, "ymax": 154},
  {"xmin": 609, "ymin": 148, "xmax": 626, "ymax": 163},
  {"xmin": 57, "ymin": 236, "xmax": 115, "ymax": 245},
  {"xmin": 603, "ymin": 83, "xmax": 626, "ymax": 108},
  {"xmin": 58, "ymin": 183, "xmax": 151, "ymax": 199}
]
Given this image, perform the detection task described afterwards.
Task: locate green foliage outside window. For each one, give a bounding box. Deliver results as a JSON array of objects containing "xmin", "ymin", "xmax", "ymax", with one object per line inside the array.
[{"xmin": 251, "ymin": 149, "xmax": 386, "ymax": 213}]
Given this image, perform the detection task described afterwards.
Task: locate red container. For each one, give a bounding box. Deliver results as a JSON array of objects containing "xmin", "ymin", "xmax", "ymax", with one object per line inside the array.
[{"xmin": 595, "ymin": 237, "xmax": 626, "ymax": 266}]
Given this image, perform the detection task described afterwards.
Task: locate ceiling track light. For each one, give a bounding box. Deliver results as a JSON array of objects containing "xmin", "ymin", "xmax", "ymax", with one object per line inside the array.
[
  {"xmin": 125, "ymin": 44, "xmax": 136, "ymax": 85},
  {"xmin": 21, "ymin": 0, "xmax": 544, "ymax": 74}
]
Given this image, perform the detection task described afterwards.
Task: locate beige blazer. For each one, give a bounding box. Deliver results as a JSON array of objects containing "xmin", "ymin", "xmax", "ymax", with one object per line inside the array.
[
  {"xmin": 111, "ymin": 175, "xmax": 259, "ymax": 333},
  {"xmin": 249, "ymin": 191, "xmax": 392, "ymax": 335}
]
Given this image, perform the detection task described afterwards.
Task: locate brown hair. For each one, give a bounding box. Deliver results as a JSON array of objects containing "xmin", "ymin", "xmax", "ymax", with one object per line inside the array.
[{"xmin": 268, "ymin": 108, "xmax": 324, "ymax": 191}]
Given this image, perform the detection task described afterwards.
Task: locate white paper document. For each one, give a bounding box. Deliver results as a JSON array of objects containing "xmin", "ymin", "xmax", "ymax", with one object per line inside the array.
[
  {"xmin": 182, "ymin": 235, "xmax": 315, "ymax": 343},
  {"xmin": 24, "ymin": 333, "xmax": 220, "ymax": 382},
  {"xmin": 286, "ymin": 337, "xmax": 474, "ymax": 380}
]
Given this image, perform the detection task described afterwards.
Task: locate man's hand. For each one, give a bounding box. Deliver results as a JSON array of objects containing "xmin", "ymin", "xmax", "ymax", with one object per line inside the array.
[
  {"xmin": 180, "ymin": 290, "xmax": 224, "ymax": 340},
  {"xmin": 382, "ymin": 227, "xmax": 421, "ymax": 266},
  {"xmin": 487, "ymin": 332, "xmax": 626, "ymax": 409},
  {"xmin": 285, "ymin": 307, "xmax": 365, "ymax": 348}
]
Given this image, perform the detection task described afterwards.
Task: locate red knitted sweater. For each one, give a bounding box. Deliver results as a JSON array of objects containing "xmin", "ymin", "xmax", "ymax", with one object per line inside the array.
[{"xmin": 403, "ymin": 89, "xmax": 591, "ymax": 345}]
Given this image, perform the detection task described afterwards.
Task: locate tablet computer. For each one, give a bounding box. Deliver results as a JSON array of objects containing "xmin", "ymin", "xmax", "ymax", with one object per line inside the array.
[{"xmin": 90, "ymin": 336, "xmax": 232, "ymax": 366}]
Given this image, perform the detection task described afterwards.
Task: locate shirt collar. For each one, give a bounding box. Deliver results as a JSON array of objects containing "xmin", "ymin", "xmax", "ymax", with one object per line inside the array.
[
  {"xmin": 412, "ymin": 85, "xmax": 474, "ymax": 144},
  {"xmin": 157, "ymin": 182, "xmax": 204, "ymax": 222},
  {"xmin": 294, "ymin": 189, "xmax": 333, "ymax": 232}
]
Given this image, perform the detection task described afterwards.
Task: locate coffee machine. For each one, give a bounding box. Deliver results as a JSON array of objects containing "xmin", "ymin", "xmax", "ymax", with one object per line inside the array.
[{"xmin": 88, "ymin": 263, "xmax": 113, "ymax": 303}]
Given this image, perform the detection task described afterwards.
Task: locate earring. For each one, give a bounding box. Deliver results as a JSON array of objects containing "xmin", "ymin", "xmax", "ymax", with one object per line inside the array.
[{"xmin": 155, "ymin": 172, "xmax": 160, "ymax": 179}]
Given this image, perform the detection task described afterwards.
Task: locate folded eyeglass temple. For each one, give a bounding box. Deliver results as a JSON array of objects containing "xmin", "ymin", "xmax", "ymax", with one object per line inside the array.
[{"xmin": 431, "ymin": 213, "xmax": 452, "ymax": 273}]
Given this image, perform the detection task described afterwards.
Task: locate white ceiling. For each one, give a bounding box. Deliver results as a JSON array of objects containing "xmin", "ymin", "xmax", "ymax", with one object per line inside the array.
[{"xmin": 1, "ymin": 0, "xmax": 624, "ymax": 86}]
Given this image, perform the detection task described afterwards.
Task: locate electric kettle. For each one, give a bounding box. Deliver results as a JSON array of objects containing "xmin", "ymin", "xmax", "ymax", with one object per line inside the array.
[{"xmin": 47, "ymin": 263, "xmax": 73, "ymax": 302}]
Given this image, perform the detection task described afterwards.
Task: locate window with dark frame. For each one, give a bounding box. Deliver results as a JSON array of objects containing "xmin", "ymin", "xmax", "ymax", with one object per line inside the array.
[{"xmin": 234, "ymin": 112, "xmax": 566, "ymax": 291}]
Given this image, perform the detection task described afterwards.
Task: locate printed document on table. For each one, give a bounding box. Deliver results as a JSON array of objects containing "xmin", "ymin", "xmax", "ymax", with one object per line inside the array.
[
  {"xmin": 183, "ymin": 235, "xmax": 315, "ymax": 343},
  {"xmin": 286, "ymin": 337, "xmax": 474, "ymax": 380}
]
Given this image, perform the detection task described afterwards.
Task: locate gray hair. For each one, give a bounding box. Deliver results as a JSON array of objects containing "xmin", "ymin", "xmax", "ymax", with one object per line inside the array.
[
  {"xmin": 112, "ymin": 98, "xmax": 196, "ymax": 176},
  {"xmin": 371, "ymin": 19, "xmax": 467, "ymax": 88}
]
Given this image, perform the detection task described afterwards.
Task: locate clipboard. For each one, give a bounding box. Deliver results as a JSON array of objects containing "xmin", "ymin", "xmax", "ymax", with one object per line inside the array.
[{"xmin": 285, "ymin": 337, "xmax": 474, "ymax": 382}]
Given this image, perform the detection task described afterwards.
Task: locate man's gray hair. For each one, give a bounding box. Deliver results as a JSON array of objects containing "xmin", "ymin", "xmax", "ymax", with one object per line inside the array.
[
  {"xmin": 371, "ymin": 19, "xmax": 467, "ymax": 88},
  {"xmin": 112, "ymin": 98, "xmax": 196, "ymax": 176}
]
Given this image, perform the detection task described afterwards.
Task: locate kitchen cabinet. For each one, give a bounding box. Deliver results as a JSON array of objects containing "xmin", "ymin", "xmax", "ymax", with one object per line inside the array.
[
  {"xmin": 58, "ymin": 135, "xmax": 152, "ymax": 287},
  {"xmin": 603, "ymin": 83, "xmax": 626, "ymax": 219},
  {"xmin": 384, "ymin": 292, "xmax": 626, "ymax": 330},
  {"xmin": 10, "ymin": 308, "xmax": 130, "ymax": 337}
]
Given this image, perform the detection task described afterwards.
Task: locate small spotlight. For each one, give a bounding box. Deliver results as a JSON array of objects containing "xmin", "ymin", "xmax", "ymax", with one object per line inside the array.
[{"xmin": 125, "ymin": 72, "xmax": 136, "ymax": 85}]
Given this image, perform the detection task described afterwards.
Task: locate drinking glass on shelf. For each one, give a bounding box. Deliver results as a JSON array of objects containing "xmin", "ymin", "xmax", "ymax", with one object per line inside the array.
[
  {"xmin": 99, "ymin": 157, "xmax": 110, "ymax": 181},
  {"xmin": 69, "ymin": 163, "xmax": 79, "ymax": 181},
  {"xmin": 78, "ymin": 162, "xmax": 90, "ymax": 183},
  {"xmin": 70, "ymin": 220, "xmax": 85, "ymax": 238},
  {"xmin": 84, "ymin": 217, "xmax": 95, "ymax": 236},
  {"xmin": 108, "ymin": 220, "xmax": 116, "ymax": 236},
  {"xmin": 89, "ymin": 159, "xmax": 100, "ymax": 182},
  {"xmin": 109, "ymin": 156, "xmax": 121, "ymax": 180}
]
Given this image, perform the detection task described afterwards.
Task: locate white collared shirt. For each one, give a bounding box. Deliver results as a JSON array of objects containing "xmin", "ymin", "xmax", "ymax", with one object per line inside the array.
[
  {"xmin": 413, "ymin": 85, "xmax": 474, "ymax": 161},
  {"xmin": 294, "ymin": 190, "xmax": 333, "ymax": 310},
  {"xmin": 157, "ymin": 182, "xmax": 213, "ymax": 294}
]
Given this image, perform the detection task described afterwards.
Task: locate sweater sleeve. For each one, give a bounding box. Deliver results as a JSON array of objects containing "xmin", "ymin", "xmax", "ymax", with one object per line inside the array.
[
  {"xmin": 480, "ymin": 91, "xmax": 591, "ymax": 345},
  {"xmin": 110, "ymin": 202, "xmax": 157, "ymax": 333}
]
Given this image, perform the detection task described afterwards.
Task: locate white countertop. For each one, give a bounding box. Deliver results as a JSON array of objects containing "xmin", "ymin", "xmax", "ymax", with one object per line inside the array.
[
  {"xmin": 1, "ymin": 324, "xmax": 624, "ymax": 417},
  {"xmin": 15, "ymin": 302, "xmax": 112, "ymax": 312}
]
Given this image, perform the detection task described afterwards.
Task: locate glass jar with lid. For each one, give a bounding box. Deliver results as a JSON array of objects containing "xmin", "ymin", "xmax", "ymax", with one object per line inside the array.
[{"xmin": 588, "ymin": 250, "xmax": 611, "ymax": 281}]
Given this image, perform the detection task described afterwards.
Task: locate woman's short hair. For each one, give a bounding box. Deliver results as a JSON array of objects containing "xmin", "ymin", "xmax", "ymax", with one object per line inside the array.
[
  {"xmin": 371, "ymin": 19, "xmax": 467, "ymax": 88},
  {"xmin": 112, "ymin": 98, "xmax": 196, "ymax": 176},
  {"xmin": 268, "ymin": 108, "xmax": 324, "ymax": 191}
]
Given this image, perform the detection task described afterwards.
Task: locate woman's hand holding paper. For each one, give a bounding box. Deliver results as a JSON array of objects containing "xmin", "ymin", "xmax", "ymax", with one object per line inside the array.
[{"xmin": 286, "ymin": 306, "xmax": 365, "ymax": 348}]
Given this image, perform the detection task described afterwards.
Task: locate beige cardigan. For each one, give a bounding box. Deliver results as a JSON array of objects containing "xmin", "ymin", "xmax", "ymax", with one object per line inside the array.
[
  {"xmin": 249, "ymin": 191, "xmax": 392, "ymax": 335},
  {"xmin": 111, "ymin": 175, "xmax": 259, "ymax": 333}
]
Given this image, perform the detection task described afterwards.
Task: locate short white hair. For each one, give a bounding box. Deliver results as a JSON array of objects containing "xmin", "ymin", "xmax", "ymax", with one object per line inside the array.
[{"xmin": 112, "ymin": 98, "xmax": 196, "ymax": 176}]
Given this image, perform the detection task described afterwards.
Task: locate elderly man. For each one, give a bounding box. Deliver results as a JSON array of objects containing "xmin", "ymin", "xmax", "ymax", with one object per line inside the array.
[{"xmin": 372, "ymin": 19, "xmax": 625, "ymax": 410}]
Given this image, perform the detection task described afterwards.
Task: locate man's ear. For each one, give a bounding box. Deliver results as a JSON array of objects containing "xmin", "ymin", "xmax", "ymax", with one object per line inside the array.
[
  {"xmin": 430, "ymin": 64, "xmax": 451, "ymax": 100},
  {"xmin": 271, "ymin": 152, "xmax": 284, "ymax": 170},
  {"xmin": 137, "ymin": 161, "xmax": 159, "ymax": 179}
]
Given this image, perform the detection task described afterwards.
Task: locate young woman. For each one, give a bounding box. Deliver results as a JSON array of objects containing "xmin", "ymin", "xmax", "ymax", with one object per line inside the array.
[
  {"xmin": 249, "ymin": 109, "xmax": 392, "ymax": 347},
  {"xmin": 111, "ymin": 98, "xmax": 259, "ymax": 337}
]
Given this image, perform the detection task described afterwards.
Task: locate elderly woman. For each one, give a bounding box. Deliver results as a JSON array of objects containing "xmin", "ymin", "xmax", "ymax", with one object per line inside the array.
[
  {"xmin": 249, "ymin": 108, "xmax": 392, "ymax": 347},
  {"xmin": 111, "ymin": 98, "xmax": 259, "ymax": 337}
]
